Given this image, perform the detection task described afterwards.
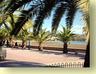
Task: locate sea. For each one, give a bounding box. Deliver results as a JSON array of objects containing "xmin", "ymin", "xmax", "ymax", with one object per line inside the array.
[
  {"xmin": 26, "ymin": 40, "xmax": 87, "ymax": 46},
  {"xmin": 46, "ymin": 41, "xmax": 87, "ymax": 45}
]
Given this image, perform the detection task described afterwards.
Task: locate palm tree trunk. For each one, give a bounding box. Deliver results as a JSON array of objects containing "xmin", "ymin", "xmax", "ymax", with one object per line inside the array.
[
  {"xmin": 84, "ymin": 39, "xmax": 90, "ymax": 67},
  {"xmin": 0, "ymin": 40, "xmax": 3, "ymax": 60},
  {"xmin": 0, "ymin": 40, "xmax": 3, "ymax": 47},
  {"xmin": 0, "ymin": 46, "xmax": 2, "ymax": 60},
  {"xmin": 63, "ymin": 42, "xmax": 68, "ymax": 53},
  {"xmin": 22, "ymin": 40, "xmax": 25, "ymax": 48},
  {"xmin": 0, "ymin": 41, "xmax": 2, "ymax": 51},
  {"xmin": 38, "ymin": 43, "xmax": 42, "ymax": 51}
]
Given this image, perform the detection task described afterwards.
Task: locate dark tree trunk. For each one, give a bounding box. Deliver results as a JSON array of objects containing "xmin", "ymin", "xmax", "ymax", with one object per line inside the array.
[
  {"xmin": 38, "ymin": 43, "xmax": 42, "ymax": 51},
  {"xmin": 22, "ymin": 40, "xmax": 25, "ymax": 49},
  {"xmin": 0, "ymin": 39, "xmax": 4, "ymax": 46},
  {"xmin": 63, "ymin": 42, "xmax": 68, "ymax": 53},
  {"xmin": 84, "ymin": 39, "xmax": 90, "ymax": 67}
]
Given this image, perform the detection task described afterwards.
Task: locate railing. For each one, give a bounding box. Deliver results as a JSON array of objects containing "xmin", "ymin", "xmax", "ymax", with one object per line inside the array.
[
  {"xmin": 26, "ymin": 45, "xmax": 86, "ymax": 53},
  {"xmin": 46, "ymin": 62, "xmax": 84, "ymax": 68}
]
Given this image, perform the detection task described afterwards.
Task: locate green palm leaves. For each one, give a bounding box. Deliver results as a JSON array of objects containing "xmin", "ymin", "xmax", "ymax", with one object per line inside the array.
[
  {"xmin": 32, "ymin": 29, "xmax": 51, "ymax": 51},
  {"xmin": 0, "ymin": 0, "xmax": 81, "ymax": 36},
  {"xmin": 0, "ymin": 0, "xmax": 87, "ymax": 36},
  {"xmin": 0, "ymin": 28, "xmax": 8, "ymax": 39},
  {"xmin": 57, "ymin": 27, "xmax": 73, "ymax": 42},
  {"xmin": 17, "ymin": 29, "xmax": 29, "ymax": 42},
  {"xmin": 35, "ymin": 29, "xmax": 50, "ymax": 43}
]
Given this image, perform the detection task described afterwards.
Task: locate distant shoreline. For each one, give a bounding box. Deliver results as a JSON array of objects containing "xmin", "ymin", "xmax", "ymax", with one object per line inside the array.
[
  {"xmin": 13, "ymin": 40, "xmax": 87, "ymax": 49},
  {"xmin": 10, "ymin": 40, "xmax": 87, "ymax": 53}
]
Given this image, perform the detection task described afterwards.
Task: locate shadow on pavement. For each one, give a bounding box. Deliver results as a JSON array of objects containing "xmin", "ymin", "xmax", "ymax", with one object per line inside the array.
[
  {"xmin": 0, "ymin": 59, "xmax": 46, "ymax": 67},
  {"xmin": 32, "ymin": 49, "xmax": 85, "ymax": 59}
]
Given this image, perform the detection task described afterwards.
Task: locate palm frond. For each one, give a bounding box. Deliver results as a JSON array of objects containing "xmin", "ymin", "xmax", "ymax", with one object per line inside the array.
[
  {"xmin": 5, "ymin": 0, "xmax": 32, "ymax": 14},
  {"xmin": 4, "ymin": 0, "xmax": 16, "ymax": 13},
  {"xmin": 66, "ymin": 0, "xmax": 79, "ymax": 28},
  {"xmin": 52, "ymin": 2, "xmax": 67, "ymax": 33},
  {"xmin": 0, "ymin": 0, "xmax": 3, "ymax": 3},
  {"xmin": 3, "ymin": 21, "xmax": 11, "ymax": 31},
  {"xmin": 10, "ymin": 10, "xmax": 30, "ymax": 36},
  {"xmin": 33, "ymin": 28, "xmax": 51, "ymax": 44},
  {"xmin": 10, "ymin": 1, "xmax": 43, "ymax": 36},
  {"xmin": 57, "ymin": 26, "xmax": 73, "ymax": 42},
  {"xmin": 9, "ymin": 14, "xmax": 15, "ymax": 29},
  {"xmin": 33, "ymin": 0, "xmax": 57, "ymax": 36}
]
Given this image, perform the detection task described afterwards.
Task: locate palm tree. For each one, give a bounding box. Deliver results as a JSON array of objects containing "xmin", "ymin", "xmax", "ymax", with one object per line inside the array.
[
  {"xmin": 17, "ymin": 29, "xmax": 29, "ymax": 48},
  {"xmin": 16, "ymin": 19, "xmax": 33, "ymax": 48},
  {"xmin": 57, "ymin": 26, "xmax": 73, "ymax": 53},
  {"xmin": 31, "ymin": 29, "xmax": 51, "ymax": 51},
  {"xmin": 79, "ymin": 0, "xmax": 89, "ymax": 67}
]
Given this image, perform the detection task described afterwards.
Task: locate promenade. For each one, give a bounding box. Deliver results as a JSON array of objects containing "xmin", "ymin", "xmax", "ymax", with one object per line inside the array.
[{"xmin": 0, "ymin": 47, "xmax": 85, "ymax": 67}]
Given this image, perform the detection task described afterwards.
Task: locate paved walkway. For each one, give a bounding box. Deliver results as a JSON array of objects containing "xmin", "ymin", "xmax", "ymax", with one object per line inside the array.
[{"xmin": 0, "ymin": 47, "xmax": 85, "ymax": 67}]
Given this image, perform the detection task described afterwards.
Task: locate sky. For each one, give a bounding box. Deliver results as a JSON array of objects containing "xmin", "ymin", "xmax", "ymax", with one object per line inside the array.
[
  {"xmin": 42, "ymin": 9, "xmax": 85, "ymax": 34},
  {"xmin": 14, "ymin": 3, "xmax": 85, "ymax": 35}
]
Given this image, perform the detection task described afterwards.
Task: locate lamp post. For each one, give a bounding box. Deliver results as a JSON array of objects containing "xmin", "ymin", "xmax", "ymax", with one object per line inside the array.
[
  {"xmin": 28, "ymin": 35, "xmax": 30, "ymax": 50},
  {"xmin": 0, "ymin": 36, "xmax": 6, "ymax": 61}
]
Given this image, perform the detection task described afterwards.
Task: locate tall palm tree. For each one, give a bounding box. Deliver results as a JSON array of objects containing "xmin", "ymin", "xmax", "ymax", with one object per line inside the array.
[
  {"xmin": 57, "ymin": 26, "xmax": 73, "ymax": 53},
  {"xmin": 80, "ymin": 0, "xmax": 89, "ymax": 67}
]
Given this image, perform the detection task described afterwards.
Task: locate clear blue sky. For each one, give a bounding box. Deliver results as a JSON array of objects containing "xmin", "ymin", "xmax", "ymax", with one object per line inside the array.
[{"xmin": 42, "ymin": 9, "xmax": 85, "ymax": 34}]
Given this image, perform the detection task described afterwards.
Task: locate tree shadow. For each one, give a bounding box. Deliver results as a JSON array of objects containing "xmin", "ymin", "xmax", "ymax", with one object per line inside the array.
[
  {"xmin": 0, "ymin": 59, "xmax": 46, "ymax": 67},
  {"xmin": 31, "ymin": 49, "xmax": 85, "ymax": 60},
  {"xmin": 65, "ymin": 52, "xmax": 85, "ymax": 59},
  {"xmin": 5, "ymin": 47, "xmax": 85, "ymax": 59},
  {"xmin": 31, "ymin": 49, "xmax": 63, "ymax": 55}
]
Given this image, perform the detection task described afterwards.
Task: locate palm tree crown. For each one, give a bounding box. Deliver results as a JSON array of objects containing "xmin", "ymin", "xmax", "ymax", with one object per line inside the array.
[
  {"xmin": 31, "ymin": 28, "xmax": 51, "ymax": 51},
  {"xmin": 57, "ymin": 27, "xmax": 73, "ymax": 42}
]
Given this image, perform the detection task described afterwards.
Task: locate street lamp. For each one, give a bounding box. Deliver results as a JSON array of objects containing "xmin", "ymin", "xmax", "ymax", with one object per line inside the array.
[{"xmin": 28, "ymin": 35, "xmax": 30, "ymax": 50}]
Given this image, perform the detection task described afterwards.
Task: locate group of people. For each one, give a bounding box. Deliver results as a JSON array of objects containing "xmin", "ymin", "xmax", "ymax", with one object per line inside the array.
[
  {"xmin": 6, "ymin": 40, "xmax": 26, "ymax": 49},
  {"xmin": 0, "ymin": 40, "xmax": 5, "ymax": 46}
]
